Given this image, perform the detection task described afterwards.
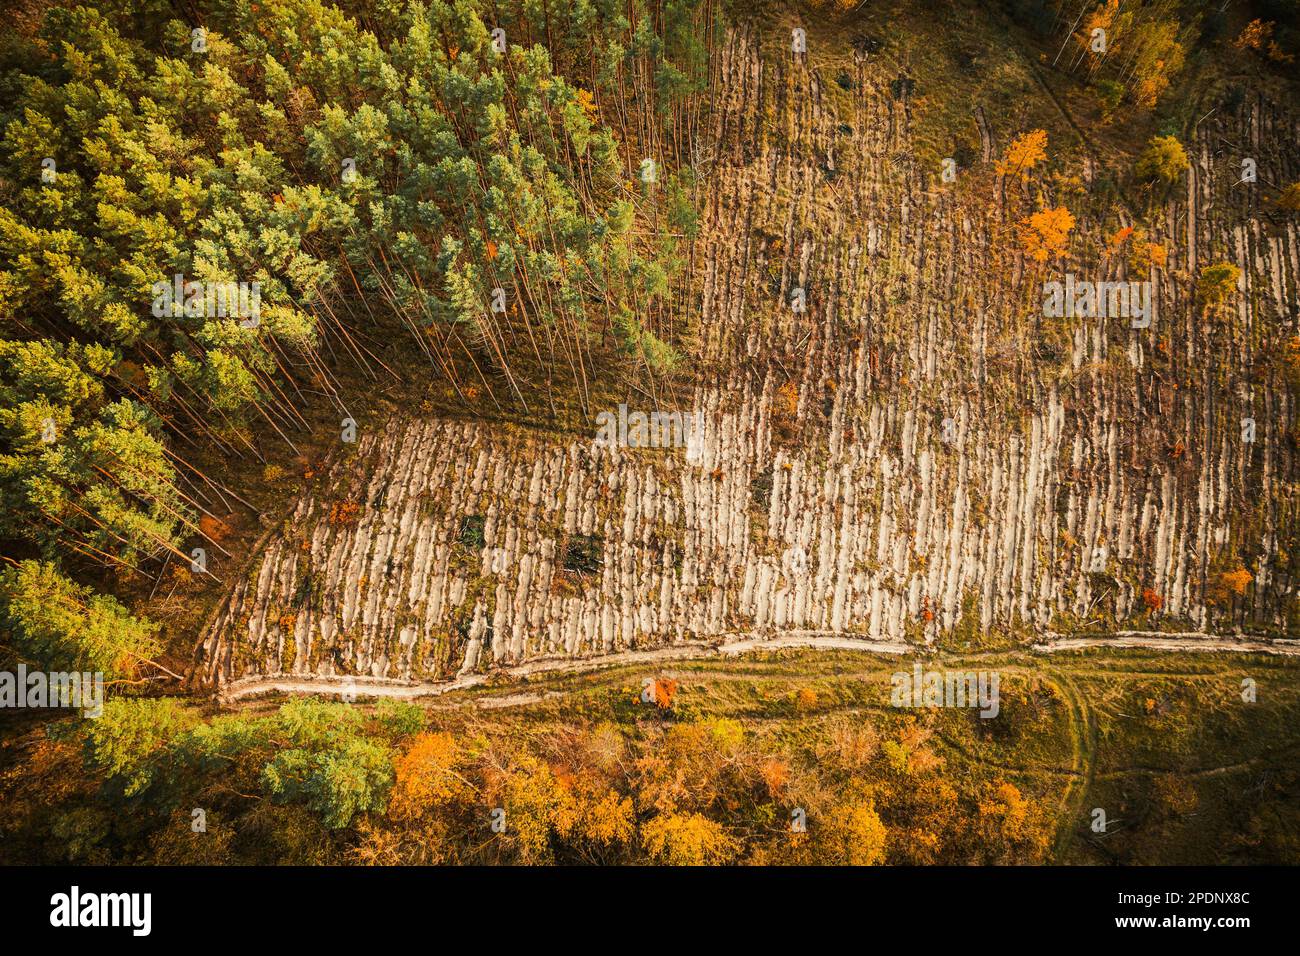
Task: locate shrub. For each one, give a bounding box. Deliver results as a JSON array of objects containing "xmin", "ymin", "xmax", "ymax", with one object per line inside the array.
[
  {"xmin": 1135, "ymin": 135, "xmax": 1189, "ymax": 184},
  {"xmin": 642, "ymin": 811, "xmax": 737, "ymax": 865},
  {"xmin": 1197, "ymin": 262, "xmax": 1241, "ymax": 307},
  {"xmin": 1220, "ymin": 567, "xmax": 1252, "ymax": 596}
]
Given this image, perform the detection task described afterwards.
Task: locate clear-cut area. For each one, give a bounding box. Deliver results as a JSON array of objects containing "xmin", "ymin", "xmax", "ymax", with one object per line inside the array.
[{"xmin": 196, "ymin": 26, "xmax": 1299, "ymax": 694}]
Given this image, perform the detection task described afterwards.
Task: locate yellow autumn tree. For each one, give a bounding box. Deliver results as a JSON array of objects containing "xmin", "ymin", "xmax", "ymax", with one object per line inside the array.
[
  {"xmin": 997, "ymin": 129, "xmax": 1048, "ymax": 180},
  {"xmin": 1277, "ymin": 182, "xmax": 1300, "ymax": 212},
  {"xmin": 571, "ymin": 786, "xmax": 636, "ymax": 848},
  {"xmin": 1135, "ymin": 135, "xmax": 1189, "ymax": 185},
  {"xmin": 885, "ymin": 775, "xmax": 960, "ymax": 864},
  {"xmin": 547, "ymin": 760, "xmax": 636, "ymax": 854},
  {"xmin": 976, "ymin": 780, "xmax": 1051, "ymax": 862},
  {"xmin": 1285, "ymin": 336, "xmax": 1300, "ymax": 389},
  {"xmin": 826, "ymin": 799, "xmax": 888, "ymax": 865},
  {"xmin": 1018, "ymin": 206, "xmax": 1076, "ymax": 263},
  {"xmin": 575, "ymin": 87, "xmax": 598, "ymax": 120},
  {"xmin": 496, "ymin": 754, "xmax": 578, "ymax": 864},
  {"xmin": 1130, "ymin": 238, "xmax": 1167, "ymax": 277},
  {"xmin": 642, "ymin": 811, "xmax": 737, "ymax": 865},
  {"xmin": 1130, "ymin": 21, "xmax": 1185, "ymax": 107},
  {"xmin": 1197, "ymin": 261, "xmax": 1241, "ymax": 308}
]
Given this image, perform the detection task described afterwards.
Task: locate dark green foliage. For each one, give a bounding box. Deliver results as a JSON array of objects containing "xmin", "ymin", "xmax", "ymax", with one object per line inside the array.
[
  {"xmin": 75, "ymin": 697, "xmax": 396, "ymax": 829},
  {"xmin": 563, "ymin": 533, "xmax": 603, "ymax": 574},
  {"xmin": 459, "ymin": 513, "xmax": 486, "ymax": 549}
]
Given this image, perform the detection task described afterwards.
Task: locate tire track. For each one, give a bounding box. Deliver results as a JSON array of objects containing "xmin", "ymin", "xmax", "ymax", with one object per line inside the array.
[{"xmin": 1049, "ymin": 671, "xmax": 1098, "ymax": 863}]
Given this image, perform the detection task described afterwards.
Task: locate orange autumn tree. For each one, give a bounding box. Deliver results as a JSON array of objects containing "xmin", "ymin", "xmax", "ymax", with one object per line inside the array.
[
  {"xmin": 648, "ymin": 676, "xmax": 679, "ymax": 709},
  {"xmin": 758, "ymin": 758, "xmax": 790, "ymax": 798},
  {"xmin": 1234, "ymin": 19, "xmax": 1294, "ymax": 62},
  {"xmin": 997, "ymin": 129, "xmax": 1048, "ymax": 180},
  {"xmin": 1018, "ymin": 206, "xmax": 1076, "ymax": 263},
  {"xmin": 1112, "ymin": 226, "xmax": 1167, "ymax": 277},
  {"xmin": 1141, "ymin": 587, "xmax": 1164, "ymax": 612},
  {"xmin": 1235, "ymin": 18, "xmax": 1275, "ymax": 52},
  {"xmin": 1076, "ymin": 0, "xmax": 1119, "ymax": 69},
  {"xmin": 1108, "ymin": 225, "xmax": 1135, "ymax": 251},
  {"xmin": 1221, "ymin": 566, "xmax": 1252, "ymax": 597},
  {"xmin": 388, "ymin": 732, "xmax": 471, "ymax": 820},
  {"xmin": 1130, "ymin": 237, "xmax": 1167, "ymax": 277},
  {"xmin": 1207, "ymin": 564, "xmax": 1253, "ymax": 607}
]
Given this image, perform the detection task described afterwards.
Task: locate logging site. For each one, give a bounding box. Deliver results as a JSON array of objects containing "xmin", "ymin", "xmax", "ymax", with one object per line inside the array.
[{"xmin": 1, "ymin": 0, "xmax": 1298, "ymax": 875}]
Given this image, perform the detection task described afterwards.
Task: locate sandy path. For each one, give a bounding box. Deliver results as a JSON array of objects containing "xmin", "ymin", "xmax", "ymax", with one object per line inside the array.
[
  {"xmin": 217, "ymin": 632, "xmax": 914, "ymax": 703},
  {"xmin": 216, "ymin": 629, "xmax": 1299, "ymax": 704}
]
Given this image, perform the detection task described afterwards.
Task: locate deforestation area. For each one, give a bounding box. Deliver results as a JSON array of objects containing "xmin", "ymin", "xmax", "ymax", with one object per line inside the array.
[{"xmin": 1, "ymin": 0, "xmax": 1298, "ymax": 868}]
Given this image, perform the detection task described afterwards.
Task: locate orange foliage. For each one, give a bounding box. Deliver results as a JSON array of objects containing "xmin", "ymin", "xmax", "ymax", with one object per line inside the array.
[
  {"xmin": 1017, "ymin": 206, "xmax": 1075, "ymax": 263},
  {"xmin": 997, "ymin": 130, "xmax": 1048, "ymax": 179},
  {"xmin": 1078, "ymin": 0, "xmax": 1118, "ymax": 66},
  {"xmin": 1220, "ymin": 567, "xmax": 1252, "ymax": 596},
  {"xmin": 648, "ymin": 677, "xmax": 678, "ymax": 709},
  {"xmin": 1141, "ymin": 587, "xmax": 1164, "ymax": 612},
  {"xmin": 759, "ymin": 758, "xmax": 789, "ymax": 798},
  {"xmin": 1235, "ymin": 19, "xmax": 1272, "ymax": 50},
  {"xmin": 199, "ymin": 513, "xmax": 231, "ymax": 542},
  {"xmin": 328, "ymin": 500, "xmax": 361, "ymax": 526},
  {"xmin": 776, "ymin": 380, "xmax": 799, "ymax": 418},
  {"xmin": 1232, "ymin": 19, "xmax": 1291, "ymax": 61},
  {"xmin": 389, "ymin": 733, "xmax": 467, "ymax": 821},
  {"xmin": 1283, "ymin": 336, "xmax": 1300, "ymax": 381}
]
